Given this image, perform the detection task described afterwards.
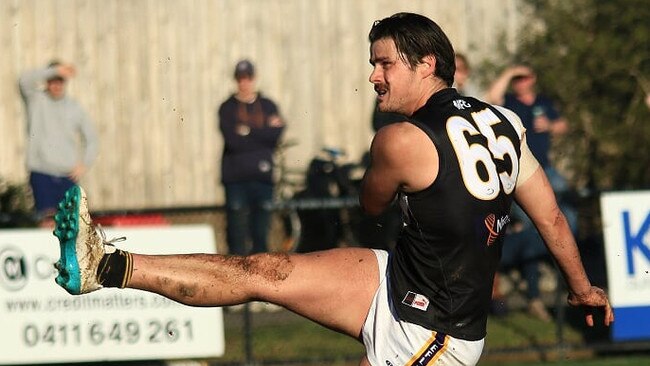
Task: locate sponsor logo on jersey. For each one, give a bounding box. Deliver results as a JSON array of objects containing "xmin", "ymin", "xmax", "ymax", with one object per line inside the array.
[
  {"xmin": 402, "ymin": 291, "xmax": 430, "ymax": 311},
  {"xmin": 453, "ymin": 99, "xmax": 472, "ymax": 110},
  {"xmin": 484, "ymin": 213, "xmax": 510, "ymax": 246}
]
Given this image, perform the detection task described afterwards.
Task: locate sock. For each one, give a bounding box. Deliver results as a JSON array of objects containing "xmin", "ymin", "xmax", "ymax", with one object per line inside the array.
[{"xmin": 97, "ymin": 249, "xmax": 133, "ymax": 288}]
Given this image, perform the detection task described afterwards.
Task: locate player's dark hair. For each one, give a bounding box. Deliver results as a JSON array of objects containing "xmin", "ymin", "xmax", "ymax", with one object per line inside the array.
[{"xmin": 369, "ymin": 12, "xmax": 456, "ymax": 87}]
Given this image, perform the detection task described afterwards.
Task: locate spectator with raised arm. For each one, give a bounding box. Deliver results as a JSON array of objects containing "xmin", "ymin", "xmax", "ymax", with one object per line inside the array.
[
  {"xmin": 486, "ymin": 64, "xmax": 576, "ymax": 321},
  {"xmin": 18, "ymin": 60, "xmax": 98, "ymax": 226}
]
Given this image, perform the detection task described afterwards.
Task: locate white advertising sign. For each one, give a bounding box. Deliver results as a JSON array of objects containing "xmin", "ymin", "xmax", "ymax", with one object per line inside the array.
[
  {"xmin": 0, "ymin": 225, "xmax": 225, "ymax": 364},
  {"xmin": 601, "ymin": 191, "xmax": 650, "ymax": 341}
]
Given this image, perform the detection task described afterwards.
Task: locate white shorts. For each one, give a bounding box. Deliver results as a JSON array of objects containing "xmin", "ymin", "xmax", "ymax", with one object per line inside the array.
[{"xmin": 361, "ymin": 250, "xmax": 484, "ymax": 366}]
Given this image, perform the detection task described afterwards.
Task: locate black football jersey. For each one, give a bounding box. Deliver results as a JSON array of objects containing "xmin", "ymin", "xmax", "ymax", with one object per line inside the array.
[{"xmin": 389, "ymin": 88, "xmax": 523, "ymax": 340}]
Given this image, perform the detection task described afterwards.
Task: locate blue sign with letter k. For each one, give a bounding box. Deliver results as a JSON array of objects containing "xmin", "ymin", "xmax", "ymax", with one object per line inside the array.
[{"xmin": 623, "ymin": 210, "xmax": 650, "ymax": 276}]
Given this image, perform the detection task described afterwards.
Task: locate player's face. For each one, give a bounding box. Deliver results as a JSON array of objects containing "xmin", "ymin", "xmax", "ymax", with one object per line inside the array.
[{"xmin": 369, "ymin": 38, "xmax": 419, "ymax": 116}]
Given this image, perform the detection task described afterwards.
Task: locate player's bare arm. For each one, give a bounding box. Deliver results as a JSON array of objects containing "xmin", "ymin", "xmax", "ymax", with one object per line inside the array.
[
  {"xmin": 514, "ymin": 167, "xmax": 614, "ymax": 326},
  {"xmin": 360, "ymin": 122, "xmax": 438, "ymax": 215}
]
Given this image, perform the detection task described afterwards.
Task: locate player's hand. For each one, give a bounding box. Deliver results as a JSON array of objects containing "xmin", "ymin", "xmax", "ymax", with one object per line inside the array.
[{"xmin": 567, "ymin": 286, "xmax": 614, "ymax": 327}]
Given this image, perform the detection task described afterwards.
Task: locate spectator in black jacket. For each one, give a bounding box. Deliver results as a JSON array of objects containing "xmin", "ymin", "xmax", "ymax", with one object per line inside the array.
[{"xmin": 218, "ymin": 60, "xmax": 285, "ymax": 255}]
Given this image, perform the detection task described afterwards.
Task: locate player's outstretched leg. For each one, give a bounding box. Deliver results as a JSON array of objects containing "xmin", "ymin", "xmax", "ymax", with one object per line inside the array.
[
  {"xmin": 53, "ymin": 185, "xmax": 130, "ymax": 294},
  {"xmin": 52, "ymin": 186, "xmax": 378, "ymax": 341}
]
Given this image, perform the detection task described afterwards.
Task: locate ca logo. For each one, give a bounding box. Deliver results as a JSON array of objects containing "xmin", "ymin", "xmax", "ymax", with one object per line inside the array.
[{"xmin": 0, "ymin": 246, "xmax": 28, "ymax": 291}]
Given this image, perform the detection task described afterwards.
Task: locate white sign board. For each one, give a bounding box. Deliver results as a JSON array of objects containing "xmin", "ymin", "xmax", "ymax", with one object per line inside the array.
[
  {"xmin": 601, "ymin": 191, "xmax": 650, "ymax": 341},
  {"xmin": 0, "ymin": 225, "xmax": 224, "ymax": 364}
]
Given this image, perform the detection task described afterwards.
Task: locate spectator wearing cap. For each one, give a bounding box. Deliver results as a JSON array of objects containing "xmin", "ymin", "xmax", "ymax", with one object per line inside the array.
[
  {"xmin": 217, "ymin": 59, "xmax": 285, "ymax": 255},
  {"xmin": 18, "ymin": 61, "xmax": 98, "ymax": 226}
]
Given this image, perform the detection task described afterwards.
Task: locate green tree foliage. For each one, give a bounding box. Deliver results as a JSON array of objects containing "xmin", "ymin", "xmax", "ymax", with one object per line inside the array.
[{"xmin": 498, "ymin": 0, "xmax": 649, "ymax": 190}]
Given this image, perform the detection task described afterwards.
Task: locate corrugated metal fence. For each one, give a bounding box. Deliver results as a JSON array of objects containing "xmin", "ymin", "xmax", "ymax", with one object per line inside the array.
[{"xmin": 0, "ymin": 0, "xmax": 524, "ymax": 210}]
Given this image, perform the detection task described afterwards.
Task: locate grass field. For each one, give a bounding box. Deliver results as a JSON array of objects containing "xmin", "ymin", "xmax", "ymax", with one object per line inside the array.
[
  {"xmin": 43, "ymin": 304, "xmax": 650, "ymax": 366},
  {"xmin": 214, "ymin": 306, "xmax": 650, "ymax": 366}
]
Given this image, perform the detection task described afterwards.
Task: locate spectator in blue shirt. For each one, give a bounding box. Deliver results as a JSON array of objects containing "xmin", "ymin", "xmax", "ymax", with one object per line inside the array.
[{"xmin": 486, "ymin": 64, "xmax": 576, "ymax": 321}]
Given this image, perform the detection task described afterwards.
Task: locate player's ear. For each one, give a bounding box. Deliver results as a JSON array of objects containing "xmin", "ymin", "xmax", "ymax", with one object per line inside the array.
[{"xmin": 419, "ymin": 55, "xmax": 436, "ymax": 79}]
